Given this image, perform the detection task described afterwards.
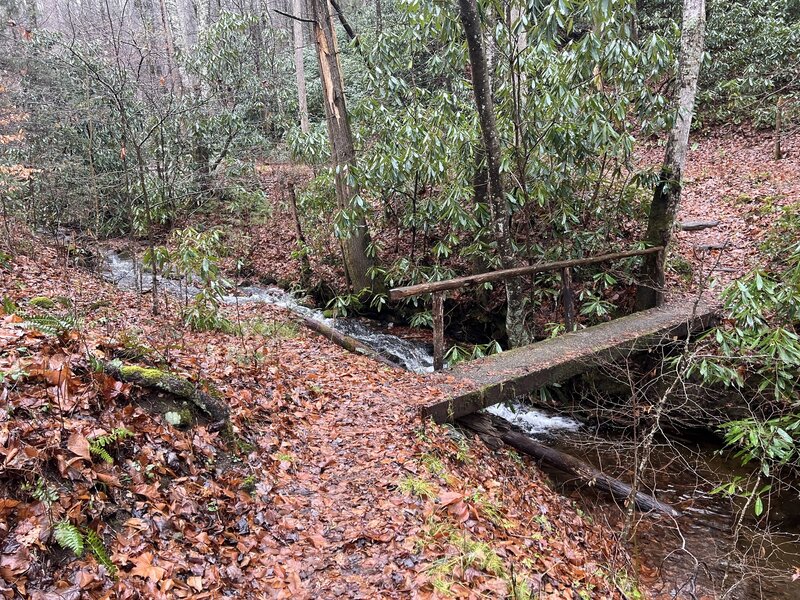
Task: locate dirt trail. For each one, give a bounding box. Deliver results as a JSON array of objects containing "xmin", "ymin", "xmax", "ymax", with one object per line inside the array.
[
  {"xmin": 0, "ymin": 244, "xmax": 632, "ymax": 598},
  {"xmin": 639, "ymin": 127, "xmax": 799, "ymax": 294}
]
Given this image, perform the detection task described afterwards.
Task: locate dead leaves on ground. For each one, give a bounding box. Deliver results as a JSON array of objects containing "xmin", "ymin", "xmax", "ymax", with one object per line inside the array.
[{"xmin": 1, "ymin": 240, "xmax": 636, "ymax": 598}]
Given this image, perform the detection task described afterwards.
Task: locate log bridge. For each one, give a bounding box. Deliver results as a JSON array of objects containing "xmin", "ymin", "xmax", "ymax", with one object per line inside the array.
[{"xmin": 390, "ymin": 247, "xmax": 717, "ymax": 424}]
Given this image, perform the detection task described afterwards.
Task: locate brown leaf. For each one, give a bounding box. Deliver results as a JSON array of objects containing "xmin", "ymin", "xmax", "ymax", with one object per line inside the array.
[
  {"xmin": 130, "ymin": 552, "xmax": 166, "ymax": 582},
  {"xmin": 67, "ymin": 432, "xmax": 91, "ymax": 461},
  {"xmin": 187, "ymin": 575, "xmax": 203, "ymax": 592},
  {"xmin": 438, "ymin": 491, "xmax": 463, "ymax": 507}
]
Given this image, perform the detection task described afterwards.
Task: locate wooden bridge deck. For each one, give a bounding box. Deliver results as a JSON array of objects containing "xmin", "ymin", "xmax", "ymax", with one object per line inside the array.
[{"xmin": 424, "ymin": 301, "xmax": 717, "ymax": 423}]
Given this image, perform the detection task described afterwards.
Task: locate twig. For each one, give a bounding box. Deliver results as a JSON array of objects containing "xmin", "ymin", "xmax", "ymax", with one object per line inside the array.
[{"xmin": 273, "ymin": 9, "xmax": 316, "ymax": 24}]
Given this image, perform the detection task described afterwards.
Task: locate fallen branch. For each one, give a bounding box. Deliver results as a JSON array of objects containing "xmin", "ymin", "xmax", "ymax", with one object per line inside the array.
[
  {"xmin": 458, "ymin": 413, "xmax": 680, "ymax": 517},
  {"xmin": 299, "ymin": 317, "xmax": 400, "ymax": 369},
  {"xmin": 102, "ymin": 362, "xmax": 229, "ymax": 422}
]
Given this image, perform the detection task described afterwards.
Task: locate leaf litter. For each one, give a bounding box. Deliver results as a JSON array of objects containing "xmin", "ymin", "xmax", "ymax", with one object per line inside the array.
[{"xmin": 0, "ymin": 240, "xmax": 637, "ymax": 598}]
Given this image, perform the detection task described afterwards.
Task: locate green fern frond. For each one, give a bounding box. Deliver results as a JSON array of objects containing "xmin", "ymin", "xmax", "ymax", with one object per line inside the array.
[
  {"xmin": 54, "ymin": 521, "xmax": 84, "ymax": 556},
  {"xmin": 85, "ymin": 529, "xmax": 117, "ymax": 575},
  {"xmin": 20, "ymin": 313, "xmax": 80, "ymax": 336},
  {"xmin": 89, "ymin": 445, "xmax": 114, "ymax": 463},
  {"xmin": 88, "ymin": 428, "xmax": 134, "ymax": 464}
]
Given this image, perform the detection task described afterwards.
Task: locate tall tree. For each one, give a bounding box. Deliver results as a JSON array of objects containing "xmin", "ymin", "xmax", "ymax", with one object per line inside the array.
[
  {"xmin": 308, "ymin": 0, "xmax": 379, "ymax": 294},
  {"xmin": 292, "ymin": 0, "xmax": 310, "ymax": 133},
  {"xmin": 636, "ymin": 0, "xmax": 706, "ymax": 309},
  {"xmin": 458, "ymin": 0, "xmax": 530, "ymax": 347}
]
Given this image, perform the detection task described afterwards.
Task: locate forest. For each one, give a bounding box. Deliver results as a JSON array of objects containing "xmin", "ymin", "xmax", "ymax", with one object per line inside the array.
[{"xmin": 0, "ymin": 0, "xmax": 799, "ymax": 597}]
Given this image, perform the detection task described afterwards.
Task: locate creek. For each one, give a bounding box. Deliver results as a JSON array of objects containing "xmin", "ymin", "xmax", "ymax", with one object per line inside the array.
[
  {"xmin": 101, "ymin": 250, "xmax": 800, "ymax": 599},
  {"xmin": 101, "ymin": 250, "xmax": 433, "ymax": 373}
]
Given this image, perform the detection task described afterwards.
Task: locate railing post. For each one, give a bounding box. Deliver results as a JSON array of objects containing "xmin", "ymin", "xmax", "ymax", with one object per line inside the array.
[
  {"xmin": 432, "ymin": 291, "xmax": 444, "ymax": 371},
  {"xmin": 561, "ymin": 267, "xmax": 575, "ymax": 332},
  {"xmin": 655, "ymin": 247, "xmax": 666, "ymax": 307}
]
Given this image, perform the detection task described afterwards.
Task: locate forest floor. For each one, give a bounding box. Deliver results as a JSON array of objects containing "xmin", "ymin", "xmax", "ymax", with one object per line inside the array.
[
  {"xmin": 638, "ymin": 126, "xmax": 799, "ymax": 296},
  {"xmin": 1, "ymin": 235, "xmax": 644, "ymax": 598}
]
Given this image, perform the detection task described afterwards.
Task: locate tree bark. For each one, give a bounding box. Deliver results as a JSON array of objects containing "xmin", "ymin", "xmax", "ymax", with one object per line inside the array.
[
  {"xmin": 288, "ymin": 181, "xmax": 313, "ymax": 284},
  {"xmin": 308, "ymin": 0, "xmax": 381, "ymax": 295},
  {"xmin": 636, "ymin": 0, "xmax": 706, "ymax": 310},
  {"xmin": 458, "ymin": 0, "xmax": 530, "ymax": 347},
  {"xmin": 293, "ymin": 0, "xmax": 310, "ymax": 133}
]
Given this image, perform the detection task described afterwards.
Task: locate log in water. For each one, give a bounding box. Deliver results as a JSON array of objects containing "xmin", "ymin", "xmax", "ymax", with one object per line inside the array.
[{"xmin": 459, "ymin": 412, "xmax": 681, "ymax": 517}]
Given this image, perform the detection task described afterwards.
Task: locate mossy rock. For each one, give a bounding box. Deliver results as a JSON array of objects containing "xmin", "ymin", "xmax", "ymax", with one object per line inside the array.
[{"xmin": 28, "ymin": 296, "xmax": 55, "ymax": 310}]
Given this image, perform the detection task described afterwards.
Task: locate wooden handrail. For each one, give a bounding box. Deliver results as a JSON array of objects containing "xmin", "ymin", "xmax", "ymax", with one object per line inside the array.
[
  {"xmin": 390, "ymin": 246, "xmax": 664, "ymax": 371},
  {"xmin": 389, "ymin": 247, "xmax": 663, "ymax": 300}
]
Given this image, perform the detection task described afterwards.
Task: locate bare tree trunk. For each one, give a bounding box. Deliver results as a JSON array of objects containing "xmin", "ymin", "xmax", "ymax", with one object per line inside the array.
[
  {"xmin": 158, "ymin": 0, "xmax": 183, "ymax": 92},
  {"xmin": 293, "ymin": 0, "xmax": 310, "ymax": 133},
  {"xmin": 774, "ymin": 98, "xmax": 784, "ymax": 160},
  {"xmin": 178, "ymin": 0, "xmax": 198, "ymax": 48},
  {"xmin": 309, "ymin": 0, "xmax": 381, "ymax": 295},
  {"xmin": 458, "ymin": 0, "xmax": 530, "ymax": 347},
  {"xmin": 636, "ymin": 0, "xmax": 706, "ymax": 310},
  {"xmin": 288, "ymin": 181, "xmax": 312, "ymax": 285},
  {"xmin": 24, "ymin": 0, "xmax": 37, "ymax": 29}
]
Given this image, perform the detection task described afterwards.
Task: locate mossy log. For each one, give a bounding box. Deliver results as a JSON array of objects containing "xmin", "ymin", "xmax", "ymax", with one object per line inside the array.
[
  {"xmin": 103, "ymin": 363, "xmax": 230, "ymax": 422},
  {"xmin": 459, "ymin": 413, "xmax": 680, "ymax": 517}
]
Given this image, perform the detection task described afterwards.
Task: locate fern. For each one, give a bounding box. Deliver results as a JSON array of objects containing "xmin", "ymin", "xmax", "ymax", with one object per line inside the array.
[
  {"xmin": 53, "ymin": 522, "xmax": 117, "ymax": 575},
  {"xmin": 89, "ymin": 445, "xmax": 114, "ymax": 464},
  {"xmin": 89, "ymin": 427, "xmax": 134, "ymax": 464},
  {"xmin": 54, "ymin": 521, "xmax": 84, "ymax": 556},
  {"xmin": 29, "ymin": 478, "xmax": 59, "ymax": 506},
  {"xmin": 21, "ymin": 313, "xmax": 80, "ymax": 336},
  {"xmin": 1, "ymin": 296, "xmax": 17, "ymax": 315},
  {"xmin": 85, "ymin": 529, "xmax": 117, "ymax": 575}
]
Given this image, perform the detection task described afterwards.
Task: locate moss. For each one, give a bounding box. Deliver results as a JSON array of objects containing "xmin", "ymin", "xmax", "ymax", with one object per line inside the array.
[
  {"xmin": 110, "ymin": 362, "xmax": 229, "ymax": 422},
  {"xmin": 119, "ymin": 365, "xmax": 171, "ymax": 381},
  {"xmin": 28, "ymin": 296, "xmax": 55, "ymax": 310}
]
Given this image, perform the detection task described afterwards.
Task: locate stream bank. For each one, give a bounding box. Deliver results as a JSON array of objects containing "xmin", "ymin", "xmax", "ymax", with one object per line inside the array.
[
  {"xmin": 99, "ymin": 247, "xmax": 800, "ymax": 598},
  {"xmin": 491, "ymin": 401, "xmax": 800, "ymax": 599}
]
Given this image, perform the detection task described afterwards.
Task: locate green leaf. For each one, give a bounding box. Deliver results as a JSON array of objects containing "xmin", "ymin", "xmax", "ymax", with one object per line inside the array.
[{"xmin": 54, "ymin": 521, "xmax": 84, "ymax": 556}]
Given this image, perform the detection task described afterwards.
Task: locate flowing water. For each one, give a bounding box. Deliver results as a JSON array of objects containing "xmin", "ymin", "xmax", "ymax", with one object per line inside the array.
[
  {"xmin": 100, "ymin": 249, "xmax": 800, "ymax": 598},
  {"xmin": 101, "ymin": 251, "xmax": 433, "ymax": 373},
  {"xmin": 492, "ymin": 402, "xmax": 800, "ymax": 599}
]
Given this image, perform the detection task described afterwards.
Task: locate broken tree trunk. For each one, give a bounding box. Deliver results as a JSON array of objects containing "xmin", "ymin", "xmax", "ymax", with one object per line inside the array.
[
  {"xmin": 459, "ymin": 413, "xmax": 680, "ymax": 517},
  {"xmin": 300, "ymin": 317, "xmax": 400, "ymax": 369},
  {"xmin": 308, "ymin": 0, "xmax": 381, "ymax": 296},
  {"xmin": 103, "ymin": 362, "xmax": 229, "ymax": 422}
]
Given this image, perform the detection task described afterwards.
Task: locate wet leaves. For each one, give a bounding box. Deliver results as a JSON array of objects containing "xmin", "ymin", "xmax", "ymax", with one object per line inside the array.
[{"xmin": 0, "ymin": 241, "xmax": 638, "ymax": 598}]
